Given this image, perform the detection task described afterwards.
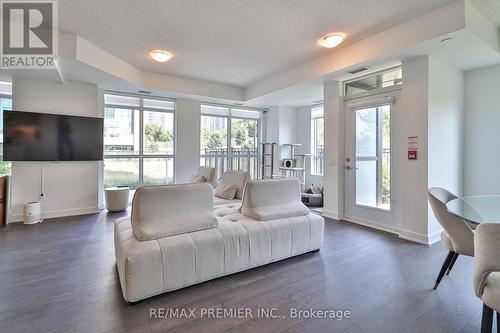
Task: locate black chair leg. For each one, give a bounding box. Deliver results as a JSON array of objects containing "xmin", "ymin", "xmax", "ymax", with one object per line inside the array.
[
  {"xmin": 434, "ymin": 251, "xmax": 455, "ymax": 289},
  {"xmin": 481, "ymin": 303, "xmax": 494, "ymax": 333},
  {"xmin": 446, "ymin": 253, "xmax": 459, "ymax": 275}
]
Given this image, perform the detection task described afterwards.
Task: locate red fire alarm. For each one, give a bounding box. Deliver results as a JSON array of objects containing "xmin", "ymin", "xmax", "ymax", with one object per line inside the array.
[{"xmin": 408, "ymin": 150, "xmax": 417, "ymax": 160}]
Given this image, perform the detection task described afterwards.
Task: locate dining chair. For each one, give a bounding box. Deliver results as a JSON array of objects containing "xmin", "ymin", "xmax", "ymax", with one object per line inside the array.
[
  {"xmin": 428, "ymin": 187, "xmax": 475, "ymax": 289},
  {"xmin": 473, "ymin": 223, "xmax": 500, "ymax": 333}
]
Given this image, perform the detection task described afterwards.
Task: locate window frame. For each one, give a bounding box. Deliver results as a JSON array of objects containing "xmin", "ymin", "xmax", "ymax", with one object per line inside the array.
[
  {"xmin": 0, "ymin": 83, "xmax": 13, "ymax": 176},
  {"xmin": 103, "ymin": 92, "xmax": 176, "ymax": 188},
  {"xmin": 310, "ymin": 105, "xmax": 324, "ymax": 176},
  {"xmin": 200, "ymin": 103, "xmax": 262, "ymax": 180},
  {"xmin": 344, "ymin": 66, "xmax": 402, "ymax": 98}
]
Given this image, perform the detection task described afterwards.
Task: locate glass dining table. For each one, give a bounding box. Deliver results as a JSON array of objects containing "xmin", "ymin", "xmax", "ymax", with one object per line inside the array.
[{"xmin": 446, "ymin": 195, "xmax": 500, "ymax": 224}]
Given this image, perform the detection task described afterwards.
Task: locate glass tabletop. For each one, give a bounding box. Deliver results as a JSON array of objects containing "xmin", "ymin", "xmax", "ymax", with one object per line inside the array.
[{"xmin": 446, "ymin": 195, "xmax": 500, "ymax": 224}]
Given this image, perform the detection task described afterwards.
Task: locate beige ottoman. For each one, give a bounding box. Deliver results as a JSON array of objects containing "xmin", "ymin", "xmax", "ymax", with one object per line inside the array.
[{"xmin": 105, "ymin": 186, "xmax": 130, "ymax": 212}]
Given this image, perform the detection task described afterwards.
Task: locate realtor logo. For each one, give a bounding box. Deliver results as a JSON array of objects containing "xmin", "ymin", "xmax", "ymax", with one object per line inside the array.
[{"xmin": 1, "ymin": 0, "xmax": 57, "ymax": 68}]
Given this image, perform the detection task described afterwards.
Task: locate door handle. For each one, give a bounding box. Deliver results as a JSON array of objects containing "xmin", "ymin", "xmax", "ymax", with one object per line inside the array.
[{"xmin": 345, "ymin": 165, "xmax": 358, "ymax": 170}]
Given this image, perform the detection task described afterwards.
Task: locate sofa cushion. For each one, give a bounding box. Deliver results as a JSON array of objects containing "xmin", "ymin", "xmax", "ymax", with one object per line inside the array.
[
  {"xmin": 241, "ymin": 178, "xmax": 309, "ymax": 221},
  {"xmin": 214, "ymin": 197, "xmax": 241, "ymax": 206},
  {"xmin": 218, "ymin": 170, "xmax": 249, "ymax": 200},
  {"xmin": 131, "ymin": 183, "xmax": 218, "ymax": 241},
  {"xmin": 215, "ymin": 183, "xmax": 238, "ymax": 200},
  {"xmin": 190, "ymin": 175, "xmax": 206, "ymax": 183}
]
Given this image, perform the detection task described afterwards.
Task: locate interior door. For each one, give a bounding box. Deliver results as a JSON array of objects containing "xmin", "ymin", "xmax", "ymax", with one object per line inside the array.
[{"xmin": 344, "ymin": 92, "xmax": 400, "ymax": 230}]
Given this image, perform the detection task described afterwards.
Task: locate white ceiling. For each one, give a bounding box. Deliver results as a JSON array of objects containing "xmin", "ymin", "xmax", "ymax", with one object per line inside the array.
[
  {"xmin": 471, "ymin": 0, "xmax": 500, "ymax": 26},
  {"xmin": 58, "ymin": 0, "xmax": 454, "ymax": 87}
]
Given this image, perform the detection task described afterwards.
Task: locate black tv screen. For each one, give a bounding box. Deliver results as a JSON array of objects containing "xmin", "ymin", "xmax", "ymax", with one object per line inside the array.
[{"xmin": 3, "ymin": 111, "xmax": 103, "ymax": 161}]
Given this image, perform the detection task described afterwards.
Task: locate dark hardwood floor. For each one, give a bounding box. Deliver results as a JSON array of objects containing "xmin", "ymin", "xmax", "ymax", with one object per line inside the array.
[{"xmin": 0, "ymin": 210, "xmax": 485, "ymax": 333}]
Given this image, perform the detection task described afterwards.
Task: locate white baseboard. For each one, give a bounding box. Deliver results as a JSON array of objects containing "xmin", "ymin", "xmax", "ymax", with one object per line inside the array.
[
  {"xmin": 8, "ymin": 207, "xmax": 100, "ymax": 223},
  {"xmin": 322, "ymin": 209, "xmax": 340, "ymax": 220},
  {"xmin": 342, "ymin": 216, "xmax": 399, "ymax": 235},
  {"xmin": 398, "ymin": 228, "xmax": 442, "ymax": 246},
  {"xmin": 339, "ymin": 216, "xmax": 442, "ymax": 246}
]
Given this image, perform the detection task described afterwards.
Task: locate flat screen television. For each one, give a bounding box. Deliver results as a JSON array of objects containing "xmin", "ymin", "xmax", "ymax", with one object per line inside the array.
[{"xmin": 3, "ymin": 111, "xmax": 103, "ymax": 161}]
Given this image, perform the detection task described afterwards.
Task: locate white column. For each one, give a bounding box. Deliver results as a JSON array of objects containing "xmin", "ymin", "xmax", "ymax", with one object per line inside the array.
[
  {"xmin": 399, "ymin": 56, "xmax": 463, "ymax": 245},
  {"xmin": 323, "ymin": 81, "xmax": 343, "ymax": 220},
  {"xmin": 175, "ymin": 99, "xmax": 201, "ymax": 183},
  {"xmin": 399, "ymin": 56, "xmax": 431, "ymax": 243}
]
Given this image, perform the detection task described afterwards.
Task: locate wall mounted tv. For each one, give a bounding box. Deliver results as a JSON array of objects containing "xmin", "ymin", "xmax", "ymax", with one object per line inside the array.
[{"xmin": 3, "ymin": 111, "xmax": 103, "ymax": 161}]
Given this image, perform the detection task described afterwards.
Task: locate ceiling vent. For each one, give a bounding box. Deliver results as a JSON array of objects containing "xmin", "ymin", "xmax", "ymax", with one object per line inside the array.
[
  {"xmin": 138, "ymin": 90, "xmax": 152, "ymax": 94},
  {"xmin": 348, "ymin": 67, "xmax": 369, "ymax": 75}
]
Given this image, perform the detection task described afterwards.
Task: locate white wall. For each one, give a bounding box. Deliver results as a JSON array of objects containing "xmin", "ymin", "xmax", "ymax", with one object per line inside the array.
[
  {"xmin": 264, "ymin": 105, "xmax": 325, "ymax": 187},
  {"xmin": 175, "ymin": 99, "xmax": 201, "ymax": 183},
  {"xmin": 399, "ymin": 57, "xmax": 430, "ymax": 241},
  {"xmin": 264, "ymin": 106, "xmax": 299, "ymax": 175},
  {"xmin": 427, "ymin": 57, "xmax": 464, "ymax": 236},
  {"xmin": 277, "ymin": 106, "xmax": 297, "ymax": 165},
  {"xmin": 277, "ymin": 106, "xmax": 297, "ymax": 144},
  {"xmin": 464, "ymin": 64, "xmax": 500, "ymax": 196},
  {"xmin": 10, "ymin": 78, "xmax": 100, "ymax": 222},
  {"xmin": 294, "ymin": 106, "xmax": 324, "ymax": 187},
  {"xmin": 399, "ymin": 56, "xmax": 464, "ymax": 244}
]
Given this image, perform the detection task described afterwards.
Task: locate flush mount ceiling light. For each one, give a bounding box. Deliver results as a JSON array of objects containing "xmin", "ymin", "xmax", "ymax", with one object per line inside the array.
[
  {"xmin": 150, "ymin": 49, "xmax": 173, "ymax": 63},
  {"xmin": 318, "ymin": 33, "xmax": 345, "ymax": 48}
]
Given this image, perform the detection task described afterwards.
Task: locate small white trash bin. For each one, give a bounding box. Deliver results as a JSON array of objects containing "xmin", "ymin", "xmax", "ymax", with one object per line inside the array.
[{"xmin": 24, "ymin": 201, "xmax": 42, "ymax": 224}]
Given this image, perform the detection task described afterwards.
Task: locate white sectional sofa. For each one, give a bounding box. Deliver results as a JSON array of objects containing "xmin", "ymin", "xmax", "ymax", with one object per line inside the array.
[{"xmin": 114, "ymin": 178, "xmax": 324, "ymax": 303}]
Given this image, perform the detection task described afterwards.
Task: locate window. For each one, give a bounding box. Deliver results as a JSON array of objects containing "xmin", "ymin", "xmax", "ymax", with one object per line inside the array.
[
  {"xmin": 345, "ymin": 67, "xmax": 402, "ymax": 97},
  {"xmin": 0, "ymin": 82, "xmax": 12, "ymax": 175},
  {"xmin": 103, "ymin": 93, "xmax": 175, "ymax": 189},
  {"xmin": 311, "ymin": 105, "xmax": 324, "ymax": 176},
  {"xmin": 355, "ymin": 104, "xmax": 391, "ymax": 209},
  {"xmin": 200, "ymin": 105, "xmax": 261, "ymax": 180}
]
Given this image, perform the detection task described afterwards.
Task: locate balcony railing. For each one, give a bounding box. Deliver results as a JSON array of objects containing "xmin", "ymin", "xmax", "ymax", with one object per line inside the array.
[
  {"xmin": 201, "ymin": 147, "xmax": 258, "ymax": 180},
  {"xmin": 382, "ymin": 148, "xmax": 390, "ymax": 167},
  {"xmin": 312, "ymin": 145, "xmax": 324, "ymax": 175}
]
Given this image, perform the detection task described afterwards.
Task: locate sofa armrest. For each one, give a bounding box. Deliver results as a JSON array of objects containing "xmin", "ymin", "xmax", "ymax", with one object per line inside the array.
[{"xmin": 114, "ymin": 218, "xmax": 164, "ymax": 302}]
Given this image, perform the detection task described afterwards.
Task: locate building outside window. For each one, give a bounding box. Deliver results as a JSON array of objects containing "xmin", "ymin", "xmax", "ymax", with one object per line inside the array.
[
  {"xmin": 311, "ymin": 105, "xmax": 324, "ymax": 176},
  {"xmin": 0, "ymin": 82, "xmax": 12, "ymax": 175},
  {"xmin": 200, "ymin": 105, "xmax": 261, "ymax": 180},
  {"xmin": 103, "ymin": 93, "xmax": 175, "ymax": 189}
]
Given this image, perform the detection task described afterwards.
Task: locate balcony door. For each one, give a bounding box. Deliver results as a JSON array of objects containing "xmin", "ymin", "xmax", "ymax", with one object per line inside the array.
[{"xmin": 344, "ymin": 91, "xmax": 400, "ymax": 230}]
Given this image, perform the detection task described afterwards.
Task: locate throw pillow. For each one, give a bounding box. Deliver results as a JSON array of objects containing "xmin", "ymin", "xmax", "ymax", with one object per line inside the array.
[{"xmin": 215, "ymin": 183, "xmax": 238, "ymax": 200}]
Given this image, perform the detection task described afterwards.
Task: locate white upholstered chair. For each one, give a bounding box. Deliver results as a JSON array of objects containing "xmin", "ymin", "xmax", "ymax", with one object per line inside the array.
[
  {"xmin": 428, "ymin": 187, "xmax": 475, "ymax": 289},
  {"xmin": 193, "ymin": 166, "xmax": 216, "ymax": 185},
  {"xmin": 473, "ymin": 223, "xmax": 500, "ymax": 333}
]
